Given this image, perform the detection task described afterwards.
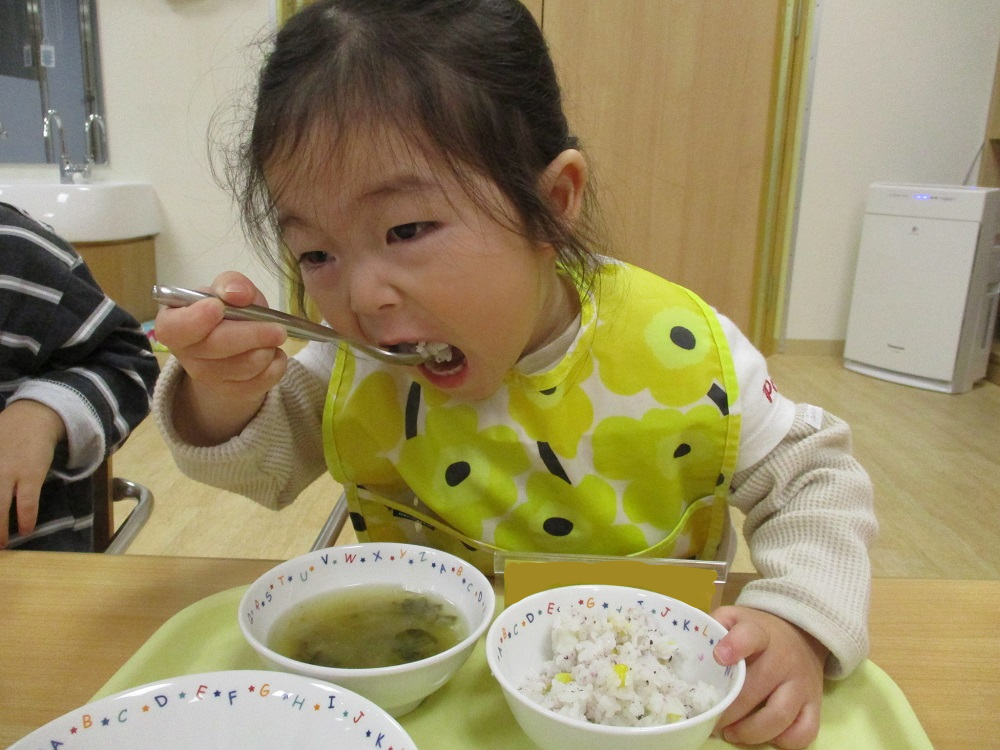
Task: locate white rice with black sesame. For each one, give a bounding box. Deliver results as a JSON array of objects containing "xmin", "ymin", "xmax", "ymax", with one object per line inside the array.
[
  {"xmin": 519, "ymin": 605, "xmax": 720, "ymax": 727},
  {"xmin": 415, "ymin": 341, "xmax": 452, "ymax": 362}
]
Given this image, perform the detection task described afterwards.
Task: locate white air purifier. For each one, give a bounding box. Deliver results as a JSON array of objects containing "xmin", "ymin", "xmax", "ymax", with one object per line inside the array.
[{"xmin": 843, "ymin": 183, "xmax": 1000, "ymax": 394}]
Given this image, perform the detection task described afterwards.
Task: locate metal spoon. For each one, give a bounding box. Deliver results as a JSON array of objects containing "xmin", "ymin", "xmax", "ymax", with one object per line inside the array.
[{"xmin": 151, "ymin": 284, "xmax": 429, "ymax": 366}]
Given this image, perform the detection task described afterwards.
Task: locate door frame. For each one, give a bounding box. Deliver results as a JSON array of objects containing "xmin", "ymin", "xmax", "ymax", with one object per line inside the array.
[{"xmin": 752, "ymin": 0, "xmax": 818, "ymax": 355}]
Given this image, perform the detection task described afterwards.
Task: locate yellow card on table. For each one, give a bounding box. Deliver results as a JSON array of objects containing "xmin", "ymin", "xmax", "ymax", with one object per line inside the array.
[{"xmin": 503, "ymin": 560, "xmax": 718, "ymax": 612}]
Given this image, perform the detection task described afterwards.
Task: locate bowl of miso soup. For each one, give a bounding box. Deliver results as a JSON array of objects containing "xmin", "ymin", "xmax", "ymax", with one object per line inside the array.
[{"xmin": 238, "ymin": 543, "xmax": 495, "ymax": 717}]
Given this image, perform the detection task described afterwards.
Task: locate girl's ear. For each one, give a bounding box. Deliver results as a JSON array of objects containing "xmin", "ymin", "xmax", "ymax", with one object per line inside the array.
[{"xmin": 540, "ymin": 149, "xmax": 588, "ymax": 223}]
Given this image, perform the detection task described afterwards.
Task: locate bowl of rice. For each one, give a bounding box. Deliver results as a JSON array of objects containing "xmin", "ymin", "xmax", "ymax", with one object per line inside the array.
[{"xmin": 486, "ymin": 584, "xmax": 745, "ymax": 750}]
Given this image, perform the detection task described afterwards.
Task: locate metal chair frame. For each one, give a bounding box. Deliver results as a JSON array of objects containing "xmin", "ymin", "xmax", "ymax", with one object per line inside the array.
[
  {"xmin": 310, "ymin": 492, "xmax": 349, "ymax": 551},
  {"xmin": 91, "ymin": 458, "xmax": 154, "ymax": 554}
]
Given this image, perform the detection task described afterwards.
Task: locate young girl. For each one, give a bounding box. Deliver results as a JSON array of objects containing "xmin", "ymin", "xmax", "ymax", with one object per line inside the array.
[{"xmin": 153, "ymin": 1, "xmax": 876, "ymax": 747}]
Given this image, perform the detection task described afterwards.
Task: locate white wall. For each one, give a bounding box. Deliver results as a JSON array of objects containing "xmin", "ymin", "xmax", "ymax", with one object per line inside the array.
[
  {"xmin": 785, "ymin": 0, "xmax": 1000, "ymax": 342},
  {"xmin": 100, "ymin": 0, "xmax": 279, "ymax": 304}
]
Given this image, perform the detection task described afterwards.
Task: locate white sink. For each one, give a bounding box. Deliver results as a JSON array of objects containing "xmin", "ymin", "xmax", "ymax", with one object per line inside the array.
[{"xmin": 0, "ymin": 181, "xmax": 162, "ymax": 243}]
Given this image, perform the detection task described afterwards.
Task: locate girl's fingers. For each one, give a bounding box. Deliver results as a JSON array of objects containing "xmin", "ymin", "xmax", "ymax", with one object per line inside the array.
[
  {"xmin": 183, "ymin": 343, "xmax": 288, "ymax": 390},
  {"xmin": 711, "ymin": 607, "xmax": 826, "ymax": 749},
  {"xmin": 715, "ymin": 670, "xmax": 773, "ymax": 733},
  {"xmin": 772, "ymin": 698, "xmax": 822, "ymax": 750},
  {"xmin": 156, "ymin": 299, "xmax": 286, "ymax": 371},
  {"xmin": 223, "ymin": 347, "xmax": 289, "ymax": 388},
  {"xmin": 712, "ymin": 606, "xmax": 769, "ymax": 665},
  {"xmin": 196, "ymin": 317, "xmax": 288, "ymax": 362},
  {"xmin": 721, "ymin": 680, "xmax": 819, "ymax": 750},
  {"xmin": 154, "ymin": 271, "xmax": 282, "ymax": 355},
  {"xmin": 249, "ymin": 349, "xmax": 290, "ymax": 392},
  {"xmin": 154, "ymin": 297, "xmax": 226, "ymax": 350},
  {"xmin": 711, "ymin": 607, "xmax": 780, "ymax": 732},
  {"xmin": 211, "ymin": 271, "xmax": 266, "ymax": 307}
]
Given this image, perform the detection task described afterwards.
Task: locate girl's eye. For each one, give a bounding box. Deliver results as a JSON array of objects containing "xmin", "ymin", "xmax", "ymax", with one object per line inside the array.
[
  {"xmin": 298, "ymin": 250, "xmax": 330, "ymax": 267},
  {"xmin": 387, "ymin": 222, "xmax": 432, "ymax": 243}
]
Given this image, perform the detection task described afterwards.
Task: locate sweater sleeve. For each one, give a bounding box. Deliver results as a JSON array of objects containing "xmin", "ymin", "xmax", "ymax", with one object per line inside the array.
[
  {"xmin": 151, "ymin": 349, "xmax": 331, "ymax": 509},
  {"xmin": 729, "ymin": 404, "xmax": 878, "ymax": 678}
]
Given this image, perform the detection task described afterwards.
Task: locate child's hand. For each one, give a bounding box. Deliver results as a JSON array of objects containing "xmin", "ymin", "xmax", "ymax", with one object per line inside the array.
[
  {"xmin": 155, "ymin": 271, "xmax": 289, "ymax": 396},
  {"xmin": 711, "ymin": 605, "xmax": 828, "ymax": 749},
  {"xmin": 155, "ymin": 272, "xmax": 289, "ymax": 445},
  {"xmin": 0, "ymin": 400, "xmax": 66, "ymax": 547}
]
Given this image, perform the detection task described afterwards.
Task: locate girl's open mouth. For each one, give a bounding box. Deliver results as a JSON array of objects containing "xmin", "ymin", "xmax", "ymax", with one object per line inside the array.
[{"xmin": 393, "ymin": 341, "xmax": 466, "ymax": 375}]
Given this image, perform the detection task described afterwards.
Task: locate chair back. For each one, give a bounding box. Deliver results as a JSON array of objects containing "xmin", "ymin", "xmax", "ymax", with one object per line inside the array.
[{"xmin": 91, "ymin": 458, "xmax": 154, "ymax": 554}]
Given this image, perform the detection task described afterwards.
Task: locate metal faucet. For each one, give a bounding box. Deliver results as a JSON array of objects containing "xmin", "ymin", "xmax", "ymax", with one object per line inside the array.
[
  {"xmin": 42, "ymin": 108, "xmax": 92, "ymax": 184},
  {"xmin": 85, "ymin": 113, "xmax": 107, "ymax": 166},
  {"xmin": 42, "ymin": 109, "xmax": 63, "ymax": 162}
]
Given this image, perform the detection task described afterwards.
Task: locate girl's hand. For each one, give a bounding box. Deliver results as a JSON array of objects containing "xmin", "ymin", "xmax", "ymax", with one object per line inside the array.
[
  {"xmin": 711, "ymin": 605, "xmax": 828, "ymax": 749},
  {"xmin": 154, "ymin": 271, "xmax": 289, "ymax": 445}
]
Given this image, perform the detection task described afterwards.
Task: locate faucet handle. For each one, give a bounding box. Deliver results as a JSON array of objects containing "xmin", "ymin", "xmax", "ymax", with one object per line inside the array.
[
  {"xmin": 42, "ymin": 109, "xmax": 69, "ymax": 171},
  {"xmin": 85, "ymin": 113, "xmax": 107, "ymax": 165}
]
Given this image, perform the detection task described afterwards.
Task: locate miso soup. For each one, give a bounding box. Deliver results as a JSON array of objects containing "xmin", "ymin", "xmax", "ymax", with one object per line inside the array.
[{"xmin": 268, "ymin": 585, "xmax": 468, "ymax": 669}]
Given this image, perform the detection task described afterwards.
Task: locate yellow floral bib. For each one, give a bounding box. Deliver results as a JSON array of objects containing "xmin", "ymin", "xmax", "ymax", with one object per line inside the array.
[{"xmin": 323, "ymin": 261, "xmax": 740, "ymax": 574}]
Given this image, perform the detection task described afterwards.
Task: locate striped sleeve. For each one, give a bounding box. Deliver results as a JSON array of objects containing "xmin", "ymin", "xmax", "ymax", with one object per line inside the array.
[{"xmin": 0, "ymin": 205, "xmax": 159, "ymax": 478}]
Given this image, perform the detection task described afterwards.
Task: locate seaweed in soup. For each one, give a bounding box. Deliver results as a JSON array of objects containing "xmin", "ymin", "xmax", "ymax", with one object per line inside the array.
[{"xmin": 269, "ymin": 585, "xmax": 467, "ymax": 669}]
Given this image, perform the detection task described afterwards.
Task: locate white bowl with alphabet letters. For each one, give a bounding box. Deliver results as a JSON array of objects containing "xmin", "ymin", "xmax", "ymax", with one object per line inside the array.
[
  {"xmin": 8, "ymin": 670, "xmax": 415, "ymax": 749},
  {"xmin": 486, "ymin": 584, "xmax": 745, "ymax": 750},
  {"xmin": 238, "ymin": 543, "xmax": 495, "ymax": 717}
]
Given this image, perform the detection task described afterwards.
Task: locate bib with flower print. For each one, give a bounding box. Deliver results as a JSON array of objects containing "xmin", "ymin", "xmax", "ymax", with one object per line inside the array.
[{"xmin": 323, "ymin": 260, "xmax": 740, "ymax": 574}]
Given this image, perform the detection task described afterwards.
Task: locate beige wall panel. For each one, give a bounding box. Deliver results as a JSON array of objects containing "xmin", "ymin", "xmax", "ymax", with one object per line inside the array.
[
  {"xmin": 542, "ymin": 0, "xmax": 781, "ymax": 331},
  {"xmin": 521, "ymin": 0, "xmax": 543, "ymax": 24}
]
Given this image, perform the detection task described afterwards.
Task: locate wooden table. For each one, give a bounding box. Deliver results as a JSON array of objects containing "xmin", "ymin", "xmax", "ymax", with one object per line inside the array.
[{"xmin": 1, "ymin": 551, "xmax": 996, "ymax": 749}]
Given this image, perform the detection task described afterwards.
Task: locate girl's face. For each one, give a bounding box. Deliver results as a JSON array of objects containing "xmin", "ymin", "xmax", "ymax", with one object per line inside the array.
[{"xmin": 269, "ymin": 130, "xmax": 579, "ymax": 401}]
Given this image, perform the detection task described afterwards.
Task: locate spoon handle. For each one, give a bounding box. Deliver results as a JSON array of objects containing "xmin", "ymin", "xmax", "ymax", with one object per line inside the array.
[{"xmin": 151, "ymin": 285, "xmax": 426, "ymax": 366}]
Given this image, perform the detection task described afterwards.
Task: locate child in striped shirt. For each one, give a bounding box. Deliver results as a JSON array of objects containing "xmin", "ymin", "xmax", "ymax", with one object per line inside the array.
[{"xmin": 0, "ymin": 202, "xmax": 159, "ymax": 551}]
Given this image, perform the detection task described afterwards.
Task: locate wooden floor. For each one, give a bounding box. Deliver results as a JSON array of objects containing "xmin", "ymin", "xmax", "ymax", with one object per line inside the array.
[{"xmin": 112, "ymin": 353, "xmax": 1000, "ymax": 581}]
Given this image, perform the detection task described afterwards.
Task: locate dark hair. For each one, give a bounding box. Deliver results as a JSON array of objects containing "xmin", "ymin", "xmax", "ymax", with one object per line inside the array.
[{"xmin": 229, "ymin": 0, "xmax": 605, "ymax": 301}]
